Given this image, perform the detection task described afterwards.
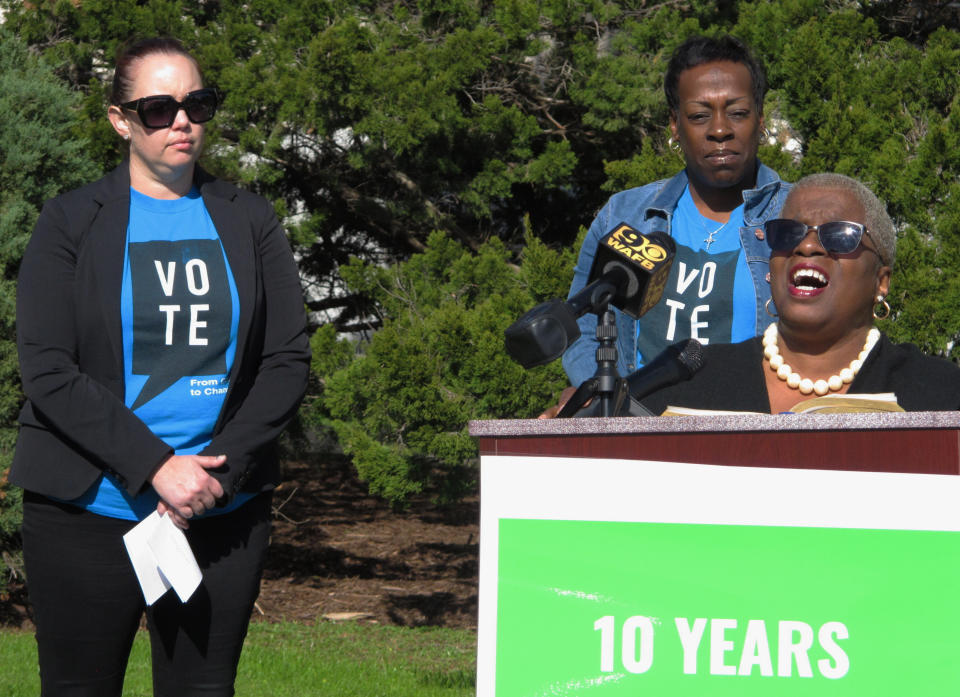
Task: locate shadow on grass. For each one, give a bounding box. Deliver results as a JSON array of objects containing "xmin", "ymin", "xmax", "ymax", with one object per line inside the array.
[{"xmin": 387, "ymin": 590, "xmax": 477, "ymax": 628}]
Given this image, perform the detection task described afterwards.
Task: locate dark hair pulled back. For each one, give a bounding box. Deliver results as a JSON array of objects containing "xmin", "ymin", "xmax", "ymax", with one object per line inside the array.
[
  {"xmin": 110, "ymin": 37, "xmax": 202, "ymax": 105},
  {"xmin": 663, "ymin": 35, "xmax": 767, "ymax": 115}
]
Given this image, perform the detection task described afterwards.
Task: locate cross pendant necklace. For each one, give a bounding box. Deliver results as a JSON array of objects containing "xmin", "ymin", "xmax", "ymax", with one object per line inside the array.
[{"xmin": 703, "ymin": 220, "xmax": 726, "ymax": 250}]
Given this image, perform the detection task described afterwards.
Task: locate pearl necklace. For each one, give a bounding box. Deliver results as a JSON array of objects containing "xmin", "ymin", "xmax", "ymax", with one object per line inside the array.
[{"xmin": 761, "ymin": 323, "xmax": 880, "ymax": 396}]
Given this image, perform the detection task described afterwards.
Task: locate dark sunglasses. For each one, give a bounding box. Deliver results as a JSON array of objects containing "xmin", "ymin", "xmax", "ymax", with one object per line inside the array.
[
  {"xmin": 120, "ymin": 88, "xmax": 219, "ymax": 129},
  {"xmin": 763, "ymin": 219, "xmax": 880, "ymax": 258}
]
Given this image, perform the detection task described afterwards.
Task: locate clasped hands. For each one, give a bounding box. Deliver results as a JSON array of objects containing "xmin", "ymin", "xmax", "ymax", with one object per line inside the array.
[{"xmin": 149, "ymin": 453, "xmax": 227, "ymax": 529}]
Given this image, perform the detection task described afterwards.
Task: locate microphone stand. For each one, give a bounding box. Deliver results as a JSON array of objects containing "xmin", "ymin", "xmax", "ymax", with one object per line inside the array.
[{"xmin": 557, "ymin": 307, "xmax": 630, "ymax": 418}]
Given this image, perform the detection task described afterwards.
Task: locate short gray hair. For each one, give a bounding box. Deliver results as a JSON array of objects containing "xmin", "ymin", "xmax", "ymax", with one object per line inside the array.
[{"xmin": 786, "ymin": 173, "xmax": 896, "ymax": 267}]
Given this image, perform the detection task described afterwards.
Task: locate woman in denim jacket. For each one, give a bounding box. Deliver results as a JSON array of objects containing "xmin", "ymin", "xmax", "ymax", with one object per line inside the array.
[{"xmin": 563, "ymin": 36, "xmax": 792, "ymax": 389}]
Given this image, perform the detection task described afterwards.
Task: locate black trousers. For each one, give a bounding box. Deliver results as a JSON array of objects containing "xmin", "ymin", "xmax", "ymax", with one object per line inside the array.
[{"xmin": 21, "ymin": 490, "xmax": 272, "ymax": 697}]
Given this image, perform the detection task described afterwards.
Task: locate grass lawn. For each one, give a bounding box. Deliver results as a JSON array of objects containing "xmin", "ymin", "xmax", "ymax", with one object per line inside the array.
[{"xmin": 0, "ymin": 621, "xmax": 476, "ymax": 696}]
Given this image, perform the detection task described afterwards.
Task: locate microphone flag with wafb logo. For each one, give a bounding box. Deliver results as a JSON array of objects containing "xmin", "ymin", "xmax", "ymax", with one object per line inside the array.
[{"xmin": 586, "ymin": 222, "xmax": 676, "ymax": 319}]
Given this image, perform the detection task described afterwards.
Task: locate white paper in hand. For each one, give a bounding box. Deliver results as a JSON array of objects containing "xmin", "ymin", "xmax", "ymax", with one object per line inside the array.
[{"xmin": 122, "ymin": 511, "xmax": 203, "ymax": 605}]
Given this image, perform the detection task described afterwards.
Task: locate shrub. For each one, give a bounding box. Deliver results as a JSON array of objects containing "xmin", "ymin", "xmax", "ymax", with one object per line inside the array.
[
  {"xmin": 305, "ymin": 229, "xmax": 577, "ymax": 506},
  {"xmin": 0, "ymin": 28, "xmax": 101, "ymax": 590}
]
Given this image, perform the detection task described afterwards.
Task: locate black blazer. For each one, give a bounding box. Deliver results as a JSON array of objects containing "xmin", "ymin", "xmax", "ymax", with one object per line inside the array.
[
  {"xmin": 640, "ymin": 333, "xmax": 960, "ymax": 415},
  {"xmin": 11, "ymin": 162, "xmax": 311, "ymax": 503}
]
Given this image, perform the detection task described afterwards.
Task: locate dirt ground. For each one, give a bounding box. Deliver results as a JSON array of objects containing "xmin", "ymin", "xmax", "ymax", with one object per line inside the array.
[{"xmin": 0, "ymin": 455, "xmax": 480, "ymax": 631}]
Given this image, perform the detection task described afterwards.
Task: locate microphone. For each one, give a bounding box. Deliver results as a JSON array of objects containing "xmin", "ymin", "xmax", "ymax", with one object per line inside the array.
[
  {"xmin": 626, "ymin": 338, "xmax": 705, "ymax": 399},
  {"xmin": 582, "ymin": 222, "xmax": 676, "ymax": 319},
  {"xmin": 619, "ymin": 339, "xmax": 705, "ymax": 416},
  {"xmin": 503, "ymin": 299, "xmax": 580, "ymax": 369},
  {"xmin": 504, "ymin": 223, "xmax": 675, "ymax": 368},
  {"xmin": 568, "ymin": 338, "xmax": 705, "ymax": 417}
]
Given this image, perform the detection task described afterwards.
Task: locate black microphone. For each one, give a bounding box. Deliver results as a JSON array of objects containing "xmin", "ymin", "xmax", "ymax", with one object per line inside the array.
[
  {"xmin": 504, "ymin": 223, "xmax": 675, "ymax": 368},
  {"xmin": 571, "ymin": 338, "xmax": 704, "ymax": 417},
  {"xmin": 621, "ymin": 339, "xmax": 705, "ymax": 416},
  {"xmin": 503, "ymin": 299, "xmax": 580, "ymax": 369}
]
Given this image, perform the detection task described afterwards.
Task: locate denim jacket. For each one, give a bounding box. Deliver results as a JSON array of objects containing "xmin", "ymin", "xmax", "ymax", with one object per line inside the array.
[{"xmin": 562, "ymin": 163, "xmax": 791, "ymax": 387}]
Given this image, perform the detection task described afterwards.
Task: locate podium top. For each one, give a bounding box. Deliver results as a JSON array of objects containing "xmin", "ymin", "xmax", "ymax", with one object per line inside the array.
[
  {"xmin": 470, "ymin": 412, "xmax": 960, "ymax": 475},
  {"xmin": 468, "ymin": 410, "xmax": 960, "ymax": 438}
]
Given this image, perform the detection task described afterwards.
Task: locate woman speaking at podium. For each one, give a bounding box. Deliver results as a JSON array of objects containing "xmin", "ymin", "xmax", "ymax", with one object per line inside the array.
[{"xmin": 638, "ymin": 173, "xmax": 960, "ymax": 415}]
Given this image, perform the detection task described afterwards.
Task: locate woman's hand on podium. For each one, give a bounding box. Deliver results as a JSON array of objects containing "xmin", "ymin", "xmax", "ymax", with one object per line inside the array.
[{"xmin": 539, "ymin": 386, "xmax": 578, "ymax": 419}]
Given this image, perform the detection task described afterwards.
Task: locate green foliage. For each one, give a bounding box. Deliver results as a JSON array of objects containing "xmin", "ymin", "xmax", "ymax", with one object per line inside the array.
[
  {"xmin": 0, "ymin": 0, "xmax": 737, "ymax": 330},
  {"xmin": 309, "ymin": 230, "xmax": 574, "ymax": 505},
  {"xmin": 0, "ymin": 26, "xmax": 102, "ymax": 590},
  {"xmin": 4, "ymin": 0, "xmax": 960, "ymax": 511},
  {"xmin": 743, "ymin": 8, "xmax": 960, "ymax": 357},
  {"xmin": 602, "ymin": 139, "xmax": 683, "ymax": 194}
]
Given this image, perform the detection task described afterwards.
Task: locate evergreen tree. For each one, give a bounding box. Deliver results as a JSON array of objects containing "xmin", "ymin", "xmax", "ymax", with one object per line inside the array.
[
  {"xmin": 4, "ymin": 1, "xmax": 960, "ymax": 505},
  {"xmin": 0, "ymin": 0, "xmax": 704, "ymax": 330},
  {"xmin": 308, "ymin": 228, "xmax": 576, "ymax": 505},
  {"xmin": 0, "ymin": 26, "xmax": 101, "ymax": 589},
  {"xmin": 737, "ymin": 6, "xmax": 960, "ymax": 355}
]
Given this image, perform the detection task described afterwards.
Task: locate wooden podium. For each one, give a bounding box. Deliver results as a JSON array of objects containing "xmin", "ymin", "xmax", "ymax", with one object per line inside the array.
[
  {"xmin": 469, "ymin": 412, "xmax": 960, "ymax": 695},
  {"xmin": 470, "ymin": 410, "xmax": 960, "ymax": 474}
]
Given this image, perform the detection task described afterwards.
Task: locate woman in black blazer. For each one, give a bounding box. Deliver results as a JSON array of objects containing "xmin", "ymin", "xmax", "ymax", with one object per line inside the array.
[{"xmin": 13, "ymin": 37, "xmax": 310, "ymax": 696}]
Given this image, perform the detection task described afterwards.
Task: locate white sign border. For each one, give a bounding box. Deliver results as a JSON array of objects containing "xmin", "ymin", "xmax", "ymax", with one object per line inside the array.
[{"xmin": 477, "ymin": 455, "xmax": 960, "ymax": 696}]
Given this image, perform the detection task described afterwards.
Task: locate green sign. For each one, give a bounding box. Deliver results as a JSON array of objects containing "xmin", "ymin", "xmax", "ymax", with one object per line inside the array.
[{"xmin": 496, "ymin": 518, "xmax": 960, "ymax": 695}]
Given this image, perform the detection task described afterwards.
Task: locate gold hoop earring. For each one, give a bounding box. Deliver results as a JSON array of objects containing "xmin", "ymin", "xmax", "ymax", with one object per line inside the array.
[
  {"xmin": 765, "ymin": 298, "xmax": 778, "ymax": 318},
  {"xmin": 668, "ymin": 137, "xmax": 684, "ymax": 159},
  {"xmin": 873, "ymin": 295, "xmax": 891, "ymax": 321}
]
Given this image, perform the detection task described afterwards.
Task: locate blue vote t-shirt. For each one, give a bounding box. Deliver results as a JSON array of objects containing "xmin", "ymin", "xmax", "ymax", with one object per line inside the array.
[
  {"xmin": 636, "ymin": 185, "xmax": 756, "ymax": 366},
  {"xmin": 71, "ymin": 187, "xmax": 247, "ymax": 520}
]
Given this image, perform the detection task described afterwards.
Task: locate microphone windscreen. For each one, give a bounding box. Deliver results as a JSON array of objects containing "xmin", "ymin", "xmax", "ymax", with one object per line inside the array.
[
  {"xmin": 673, "ymin": 337, "xmax": 705, "ymax": 375},
  {"xmin": 504, "ymin": 299, "xmax": 581, "ymax": 369}
]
